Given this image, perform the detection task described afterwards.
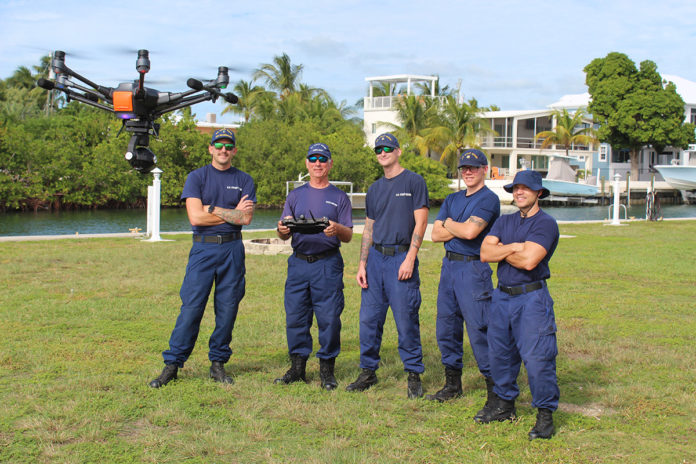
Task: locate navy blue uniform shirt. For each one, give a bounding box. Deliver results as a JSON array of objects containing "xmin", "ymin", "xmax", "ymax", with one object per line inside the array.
[
  {"xmin": 487, "ymin": 209, "xmax": 559, "ymax": 286},
  {"xmin": 365, "ymin": 169, "xmax": 428, "ymax": 246},
  {"xmin": 181, "ymin": 164, "xmax": 257, "ymax": 235}
]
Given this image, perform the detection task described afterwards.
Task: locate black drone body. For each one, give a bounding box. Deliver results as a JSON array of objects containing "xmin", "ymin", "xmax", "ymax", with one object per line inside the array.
[
  {"xmin": 281, "ymin": 214, "xmax": 330, "ymax": 234},
  {"xmin": 37, "ymin": 49, "xmax": 238, "ymax": 173}
]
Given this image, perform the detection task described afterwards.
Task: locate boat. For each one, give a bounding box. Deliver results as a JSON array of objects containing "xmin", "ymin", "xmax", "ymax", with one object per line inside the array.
[
  {"xmin": 541, "ymin": 155, "xmax": 598, "ymax": 197},
  {"xmin": 653, "ymin": 164, "xmax": 696, "ymax": 191},
  {"xmin": 654, "ymin": 162, "xmax": 696, "ymax": 203}
]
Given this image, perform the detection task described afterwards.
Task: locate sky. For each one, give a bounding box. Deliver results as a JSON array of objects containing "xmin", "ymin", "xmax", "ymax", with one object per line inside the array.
[{"xmin": 2, "ymin": 0, "xmax": 696, "ymax": 124}]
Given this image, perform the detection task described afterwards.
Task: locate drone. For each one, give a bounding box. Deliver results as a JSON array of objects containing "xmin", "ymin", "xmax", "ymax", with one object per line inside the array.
[{"xmin": 37, "ymin": 49, "xmax": 238, "ymax": 173}]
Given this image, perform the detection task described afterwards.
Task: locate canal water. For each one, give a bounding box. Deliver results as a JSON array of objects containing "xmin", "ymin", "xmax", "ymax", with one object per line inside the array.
[{"xmin": 2, "ymin": 204, "xmax": 696, "ymax": 237}]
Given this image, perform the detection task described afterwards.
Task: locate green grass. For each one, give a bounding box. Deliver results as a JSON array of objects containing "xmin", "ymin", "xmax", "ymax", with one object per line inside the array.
[{"xmin": 1, "ymin": 221, "xmax": 695, "ymax": 463}]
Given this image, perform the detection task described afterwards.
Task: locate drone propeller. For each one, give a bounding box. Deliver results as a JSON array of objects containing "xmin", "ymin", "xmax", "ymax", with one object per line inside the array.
[
  {"xmin": 101, "ymin": 46, "xmax": 160, "ymax": 57},
  {"xmin": 18, "ymin": 45, "xmax": 91, "ymax": 61}
]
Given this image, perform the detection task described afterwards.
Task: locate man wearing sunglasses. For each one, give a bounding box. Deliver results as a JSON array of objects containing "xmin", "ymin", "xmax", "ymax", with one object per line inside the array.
[
  {"xmin": 149, "ymin": 128, "xmax": 256, "ymax": 388},
  {"xmin": 427, "ymin": 149, "xmax": 500, "ymax": 416},
  {"xmin": 346, "ymin": 132, "xmax": 429, "ymax": 398},
  {"xmin": 275, "ymin": 143, "xmax": 353, "ymax": 390}
]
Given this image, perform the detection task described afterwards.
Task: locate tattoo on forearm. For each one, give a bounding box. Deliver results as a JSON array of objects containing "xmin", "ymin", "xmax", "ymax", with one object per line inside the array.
[
  {"xmin": 216, "ymin": 208, "xmax": 248, "ymax": 225},
  {"xmin": 410, "ymin": 232, "xmax": 423, "ymax": 250},
  {"xmin": 467, "ymin": 216, "xmax": 485, "ymax": 226},
  {"xmin": 359, "ymin": 224, "xmax": 373, "ymax": 263}
]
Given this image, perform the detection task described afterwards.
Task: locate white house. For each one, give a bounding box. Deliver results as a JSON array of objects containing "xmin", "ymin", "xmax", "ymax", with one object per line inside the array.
[{"xmin": 362, "ymin": 74, "xmax": 696, "ymax": 183}]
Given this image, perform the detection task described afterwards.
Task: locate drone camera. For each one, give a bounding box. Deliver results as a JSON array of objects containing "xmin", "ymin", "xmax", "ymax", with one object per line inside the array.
[{"xmin": 125, "ymin": 146, "xmax": 157, "ymax": 173}]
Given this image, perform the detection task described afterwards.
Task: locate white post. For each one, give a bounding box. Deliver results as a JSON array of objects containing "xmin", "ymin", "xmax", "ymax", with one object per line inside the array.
[
  {"xmin": 146, "ymin": 185, "xmax": 154, "ymax": 236},
  {"xmin": 144, "ymin": 168, "xmax": 170, "ymax": 242},
  {"xmin": 610, "ymin": 173, "xmax": 622, "ymax": 225}
]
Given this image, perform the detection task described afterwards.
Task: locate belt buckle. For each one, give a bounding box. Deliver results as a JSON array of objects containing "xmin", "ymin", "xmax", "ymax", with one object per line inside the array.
[
  {"xmin": 384, "ymin": 247, "xmax": 395, "ymax": 257},
  {"xmin": 216, "ymin": 235, "xmax": 223, "ymax": 245},
  {"xmin": 306, "ymin": 255, "xmax": 318, "ymax": 263}
]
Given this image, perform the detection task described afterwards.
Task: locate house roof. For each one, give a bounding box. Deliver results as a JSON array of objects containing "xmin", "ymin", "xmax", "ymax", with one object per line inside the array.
[{"xmin": 662, "ymin": 74, "xmax": 696, "ymax": 105}]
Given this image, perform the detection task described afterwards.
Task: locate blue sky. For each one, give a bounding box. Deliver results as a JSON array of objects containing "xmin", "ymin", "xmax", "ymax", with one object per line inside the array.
[{"xmin": 2, "ymin": 0, "xmax": 696, "ymax": 124}]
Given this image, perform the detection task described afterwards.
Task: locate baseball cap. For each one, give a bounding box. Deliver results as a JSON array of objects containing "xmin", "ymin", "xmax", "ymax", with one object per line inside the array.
[
  {"xmin": 374, "ymin": 132, "xmax": 400, "ymax": 149},
  {"xmin": 211, "ymin": 128, "xmax": 236, "ymax": 144},
  {"xmin": 307, "ymin": 143, "xmax": 331, "ymax": 159},
  {"xmin": 458, "ymin": 149, "xmax": 488, "ymax": 167}
]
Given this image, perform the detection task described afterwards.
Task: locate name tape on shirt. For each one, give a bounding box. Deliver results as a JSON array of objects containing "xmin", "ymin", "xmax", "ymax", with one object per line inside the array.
[{"xmin": 395, "ymin": 193, "xmax": 412, "ymax": 197}]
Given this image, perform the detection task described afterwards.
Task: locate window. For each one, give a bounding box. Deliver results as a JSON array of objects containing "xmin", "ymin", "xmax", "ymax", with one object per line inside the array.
[
  {"xmin": 371, "ymin": 123, "xmax": 376, "ymax": 134},
  {"xmin": 599, "ymin": 145, "xmax": 608, "ymax": 162},
  {"xmin": 691, "ymin": 108, "xmax": 696, "ymax": 124},
  {"xmin": 612, "ymin": 148, "xmax": 630, "ymax": 163}
]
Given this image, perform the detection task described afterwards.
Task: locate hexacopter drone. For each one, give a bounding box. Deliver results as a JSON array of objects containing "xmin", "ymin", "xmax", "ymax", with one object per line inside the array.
[{"xmin": 37, "ymin": 49, "xmax": 238, "ymax": 173}]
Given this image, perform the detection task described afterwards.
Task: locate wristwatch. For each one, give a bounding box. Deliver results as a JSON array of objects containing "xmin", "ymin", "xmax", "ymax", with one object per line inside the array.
[{"xmin": 208, "ymin": 205, "xmax": 215, "ymax": 213}]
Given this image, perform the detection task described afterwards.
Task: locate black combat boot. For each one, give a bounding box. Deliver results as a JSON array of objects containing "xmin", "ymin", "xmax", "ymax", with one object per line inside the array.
[
  {"xmin": 345, "ymin": 368, "xmax": 378, "ymax": 392},
  {"xmin": 319, "ymin": 358, "xmax": 338, "ymax": 391},
  {"xmin": 407, "ymin": 372, "xmax": 424, "ymax": 399},
  {"xmin": 528, "ymin": 408, "xmax": 554, "ymax": 440},
  {"xmin": 475, "ymin": 395, "xmax": 516, "ymax": 423},
  {"xmin": 425, "ymin": 367, "xmax": 462, "ymax": 402},
  {"xmin": 274, "ymin": 354, "xmax": 307, "ymax": 384},
  {"xmin": 209, "ymin": 361, "xmax": 234, "ymax": 384},
  {"xmin": 473, "ymin": 376, "xmax": 496, "ymax": 421},
  {"xmin": 149, "ymin": 364, "xmax": 178, "ymax": 388}
]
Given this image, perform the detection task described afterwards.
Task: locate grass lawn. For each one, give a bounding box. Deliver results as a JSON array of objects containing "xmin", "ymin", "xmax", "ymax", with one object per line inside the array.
[{"xmin": 1, "ymin": 220, "xmax": 695, "ymax": 463}]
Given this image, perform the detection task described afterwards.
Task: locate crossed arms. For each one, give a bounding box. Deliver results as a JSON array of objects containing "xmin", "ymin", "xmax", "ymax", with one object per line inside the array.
[
  {"xmin": 186, "ymin": 194, "xmax": 255, "ymax": 227},
  {"xmin": 480, "ymin": 235, "xmax": 548, "ymax": 271}
]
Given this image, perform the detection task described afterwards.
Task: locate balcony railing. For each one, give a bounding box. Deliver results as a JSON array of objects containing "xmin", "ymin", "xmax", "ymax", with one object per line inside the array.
[{"xmin": 364, "ymin": 95, "xmax": 448, "ymax": 111}]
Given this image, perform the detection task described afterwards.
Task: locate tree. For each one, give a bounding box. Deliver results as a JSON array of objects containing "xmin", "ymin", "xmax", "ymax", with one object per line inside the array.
[
  {"xmin": 221, "ymin": 80, "xmax": 266, "ymax": 123},
  {"xmin": 253, "ymin": 53, "xmax": 304, "ymax": 99},
  {"xmin": 387, "ymin": 95, "xmax": 437, "ymax": 156},
  {"xmin": 425, "ymin": 96, "xmax": 494, "ymax": 173},
  {"xmin": 584, "ymin": 52, "xmax": 695, "ymax": 179},
  {"xmin": 534, "ymin": 108, "xmax": 598, "ymax": 157}
]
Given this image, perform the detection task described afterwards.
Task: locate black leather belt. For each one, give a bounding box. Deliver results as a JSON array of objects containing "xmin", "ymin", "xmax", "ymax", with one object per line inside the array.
[
  {"xmin": 499, "ymin": 280, "xmax": 546, "ymax": 296},
  {"xmin": 295, "ymin": 248, "xmax": 339, "ymax": 263},
  {"xmin": 374, "ymin": 244, "xmax": 409, "ymax": 256},
  {"xmin": 193, "ymin": 232, "xmax": 242, "ymax": 244},
  {"xmin": 445, "ymin": 251, "xmax": 479, "ymax": 262}
]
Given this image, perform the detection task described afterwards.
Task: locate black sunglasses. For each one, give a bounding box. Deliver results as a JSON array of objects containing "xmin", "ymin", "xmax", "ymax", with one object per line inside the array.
[
  {"xmin": 213, "ymin": 142, "xmax": 235, "ymax": 150},
  {"xmin": 308, "ymin": 155, "xmax": 329, "ymax": 163},
  {"xmin": 374, "ymin": 146, "xmax": 395, "ymax": 154}
]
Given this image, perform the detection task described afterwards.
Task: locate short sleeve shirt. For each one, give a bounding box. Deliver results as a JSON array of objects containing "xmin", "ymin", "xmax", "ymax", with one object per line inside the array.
[
  {"xmin": 281, "ymin": 183, "xmax": 353, "ymax": 255},
  {"xmin": 436, "ymin": 186, "xmax": 500, "ymax": 256},
  {"xmin": 487, "ymin": 209, "xmax": 559, "ymax": 286},
  {"xmin": 365, "ymin": 169, "xmax": 429, "ymax": 246},
  {"xmin": 181, "ymin": 164, "xmax": 257, "ymax": 235}
]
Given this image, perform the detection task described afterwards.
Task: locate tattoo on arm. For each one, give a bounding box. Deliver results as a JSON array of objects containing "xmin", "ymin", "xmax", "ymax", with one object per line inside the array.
[
  {"xmin": 359, "ymin": 222, "xmax": 373, "ymax": 264},
  {"xmin": 467, "ymin": 216, "xmax": 486, "ymax": 226},
  {"xmin": 215, "ymin": 208, "xmax": 248, "ymax": 225},
  {"xmin": 410, "ymin": 232, "xmax": 423, "ymax": 251}
]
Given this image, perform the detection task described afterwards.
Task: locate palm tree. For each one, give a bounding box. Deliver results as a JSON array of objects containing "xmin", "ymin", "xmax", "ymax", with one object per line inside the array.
[
  {"xmin": 382, "ymin": 95, "xmax": 438, "ymax": 156},
  {"xmin": 534, "ymin": 108, "xmax": 598, "ymax": 156},
  {"xmin": 252, "ymin": 53, "xmax": 303, "ymax": 99},
  {"xmin": 414, "ymin": 76, "xmax": 451, "ymax": 97},
  {"xmin": 221, "ymin": 79, "xmax": 266, "ymax": 123},
  {"xmin": 425, "ymin": 96, "xmax": 494, "ymax": 172}
]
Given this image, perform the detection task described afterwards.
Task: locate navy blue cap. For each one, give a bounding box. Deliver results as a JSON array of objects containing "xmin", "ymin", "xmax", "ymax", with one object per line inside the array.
[
  {"xmin": 374, "ymin": 132, "xmax": 400, "ymax": 149},
  {"xmin": 504, "ymin": 170, "xmax": 550, "ymax": 199},
  {"xmin": 458, "ymin": 149, "xmax": 488, "ymax": 167},
  {"xmin": 307, "ymin": 143, "xmax": 331, "ymax": 159},
  {"xmin": 211, "ymin": 128, "xmax": 236, "ymax": 144}
]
